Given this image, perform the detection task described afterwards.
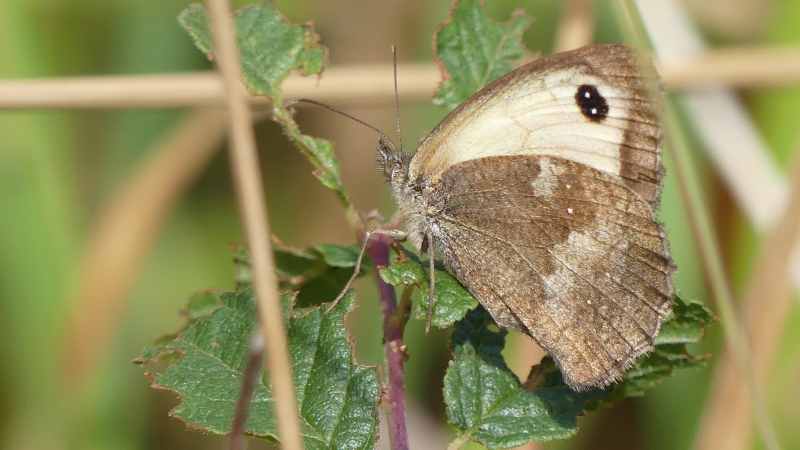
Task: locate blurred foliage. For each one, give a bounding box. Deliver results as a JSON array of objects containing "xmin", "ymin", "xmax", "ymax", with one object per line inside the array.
[{"xmin": 0, "ymin": 0, "xmax": 799, "ymax": 449}]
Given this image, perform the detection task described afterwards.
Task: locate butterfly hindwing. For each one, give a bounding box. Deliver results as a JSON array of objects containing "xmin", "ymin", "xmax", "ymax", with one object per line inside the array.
[{"xmin": 429, "ymin": 155, "xmax": 674, "ymax": 389}]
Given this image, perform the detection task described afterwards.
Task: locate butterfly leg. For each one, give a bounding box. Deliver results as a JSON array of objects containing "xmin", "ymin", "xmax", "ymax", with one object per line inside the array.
[
  {"xmin": 327, "ymin": 228, "xmax": 408, "ymax": 313},
  {"xmin": 425, "ymin": 231, "xmax": 435, "ymax": 333}
]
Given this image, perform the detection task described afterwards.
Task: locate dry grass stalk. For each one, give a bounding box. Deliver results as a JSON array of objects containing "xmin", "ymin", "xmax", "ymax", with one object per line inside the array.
[
  {"xmin": 0, "ymin": 64, "xmax": 438, "ymax": 110},
  {"xmin": 2, "ymin": 46, "xmax": 800, "ymax": 110},
  {"xmin": 695, "ymin": 144, "xmax": 800, "ymax": 450},
  {"xmin": 204, "ymin": 0, "xmax": 303, "ymax": 448},
  {"xmin": 554, "ymin": 0, "xmax": 595, "ymax": 53},
  {"xmin": 659, "ymin": 45, "xmax": 800, "ymax": 89}
]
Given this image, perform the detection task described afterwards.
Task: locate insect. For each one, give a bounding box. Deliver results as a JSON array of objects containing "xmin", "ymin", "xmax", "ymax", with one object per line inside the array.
[{"xmin": 300, "ymin": 44, "xmax": 675, "ymax": 391}]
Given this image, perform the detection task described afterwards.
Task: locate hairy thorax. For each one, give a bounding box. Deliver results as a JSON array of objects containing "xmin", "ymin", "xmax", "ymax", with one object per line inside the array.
[{"xmin": 390, "ymin": 170, "xmax": 450, "ymax": 261}]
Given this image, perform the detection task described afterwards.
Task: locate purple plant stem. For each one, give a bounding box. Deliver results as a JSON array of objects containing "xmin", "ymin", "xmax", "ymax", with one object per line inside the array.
[
  {"xmin": 229, "ymin": 333, "xmax": 265, "ymax": 450},
  {"xmin": 367, "ymin": 234, "xmax": 409, "ymax": 450}
]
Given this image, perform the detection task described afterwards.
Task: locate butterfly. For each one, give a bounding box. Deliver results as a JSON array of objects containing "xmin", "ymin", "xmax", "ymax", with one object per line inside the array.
[{"xmin": 375, "ymin": 44, "xmax": 675, "ymax": 391}]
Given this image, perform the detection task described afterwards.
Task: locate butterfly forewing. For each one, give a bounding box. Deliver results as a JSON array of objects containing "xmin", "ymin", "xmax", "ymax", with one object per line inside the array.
[{"xmin": 409, "ymin": 44, "xmax": 664, "ymax": 207}]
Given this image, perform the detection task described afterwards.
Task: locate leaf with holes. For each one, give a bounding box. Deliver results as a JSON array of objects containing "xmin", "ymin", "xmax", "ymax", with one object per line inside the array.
[{"xmin": 178, "ymin": 2, "xmax": 325, "ymax": 100}]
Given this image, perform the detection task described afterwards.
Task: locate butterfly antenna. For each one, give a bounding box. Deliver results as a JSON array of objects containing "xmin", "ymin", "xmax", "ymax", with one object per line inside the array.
[
  {"xmin": 284, "ymin": 98, "xmax": 398, "ymax": 153},
  {"xmin": 391, "ymin": 45, "xmax": 404, "ymax": 151}
]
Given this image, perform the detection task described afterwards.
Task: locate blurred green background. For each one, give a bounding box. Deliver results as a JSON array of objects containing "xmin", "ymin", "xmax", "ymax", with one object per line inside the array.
[{"xmin": 1, "ymin": 0, "xmax": 799, "ymax": 449}]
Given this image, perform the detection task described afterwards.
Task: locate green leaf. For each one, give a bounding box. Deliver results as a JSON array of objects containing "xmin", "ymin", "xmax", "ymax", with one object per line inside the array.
[
  {"xmin": 136, "ymin": 290, "xmax": 380, "ymax": 449},
  {"xmin": 655, "ymin": 293, "xmax": 715, "ymax": 345},
  {"xmin": 444, "ymin": 308, "xmax": 602, "ymax": 448},
  {"xmin": 178, "ymin": 4, "xmax": 213, "ymax": 55},
  {"xmin": 178, "ymin": 2, "xmax": 355, "ymax": 223},
  {"xmin": 276, "ymin": 241, "xmax": 365, "ymax": 307},
  {"xmin": 284, "ymin": 134, "xmax": 348, "ymax": 211},
  {"xmin": 178, "ymin": 2, "xmax": 325, "ymax": 100},
  {"xmin": 378, "ymin": 250, "xmax": 477, "ymax": 328},
  {"xmin": 432, "ymin": 0, "xmax": 533, "ymax": 111},
  {"xmin": 234, "ymin": 240, "xmax": 365, "ymax": 307},
  {"xmin": 313, "ymin": 244, "xmax": 362, "ymax": 268},
  {"xmin": 186, "ymin": 289, "xmax": 224, "ymax": 320},
  {"xmin": 582, "ymin": 293, "xmax": 715, "ymax": 407},
  {"xmin": 236, "ymin": 5, "xmax": 325, "ymax": 99},
  {"xmin": 444, "ymin": 295, "xmax": 715, "ymax": 447}
]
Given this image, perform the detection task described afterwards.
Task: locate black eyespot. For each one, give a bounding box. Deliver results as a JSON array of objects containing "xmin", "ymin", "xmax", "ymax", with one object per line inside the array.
[{"xmin": 575, "ymin": 84, "xmax": 608, "ymax": 122}]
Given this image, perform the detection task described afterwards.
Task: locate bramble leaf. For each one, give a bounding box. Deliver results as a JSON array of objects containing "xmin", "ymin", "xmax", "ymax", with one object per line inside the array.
[
  {"xmin": 178, "ymin": 4, "xmax": 213, "ymax": 55},
  {"xmin": 279, "ymin": 242, "xmax": 364, "ymax": 307},
  {"xmin": 235, "ymin": 240, "xmax": 366, "ymax": 306},
  {"xmin": 379, "ymin": 250, "xmax": 477, "ymax": 328},
  {"xmin": 432, "ymin": 0, "xmax": 532, "ymax": 111},
  {"xmin": 136, "ymin": 290, "xmax": 380, "ymax": 449},
  {"xmin": 178, "ymin": 2, "xmax": 325, "ymax": 99},
  {"xmin": 655, "ymin": 293, "xmax": 715, "ymax": 345},
  {"xmin": 444, "ymin": 308, "xmax": 603, "ymax": 448},
  {"xmin": 445, "ymin": 295, "xmax": 714, "ymax": 448}
]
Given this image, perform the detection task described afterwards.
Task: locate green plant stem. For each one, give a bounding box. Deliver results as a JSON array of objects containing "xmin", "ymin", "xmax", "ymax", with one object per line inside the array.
[
  {"xmin": 447, "ymin": 433, "xmax": 471, "ymax": 450},
  {"xmin": 272, "ymin": 107, "xmax": 363, "ymax": 235}
]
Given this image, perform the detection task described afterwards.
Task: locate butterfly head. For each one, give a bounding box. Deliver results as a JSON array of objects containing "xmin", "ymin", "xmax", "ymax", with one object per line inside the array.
[{"xmin": 376, "ymin": 137, "xmax": 411, "ymax": 186}]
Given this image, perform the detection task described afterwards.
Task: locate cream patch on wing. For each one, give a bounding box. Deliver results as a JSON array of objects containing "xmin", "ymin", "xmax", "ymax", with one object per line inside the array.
[
  {"xmin": 409, "ymin": 66, "xmax": 633, "ymax": 182},
  {"xmin": 529, "ymin": 156, "xmax": 565, "ymax": 196}
]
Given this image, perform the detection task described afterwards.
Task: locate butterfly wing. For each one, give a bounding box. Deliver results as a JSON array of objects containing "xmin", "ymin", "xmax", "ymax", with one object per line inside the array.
[
  {"xmin": 429, "ymin": 154, "xmax": 674, "ymax": 390},
  {"xmin": 410, "ymin": 44, "xmax": 664, "ymax": 207},
  {"xmin": 396, "ymin": 44, "xmax": 673, "ymax": 389}
]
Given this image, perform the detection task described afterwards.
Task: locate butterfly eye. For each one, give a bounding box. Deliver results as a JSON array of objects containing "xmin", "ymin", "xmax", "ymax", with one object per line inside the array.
[
  {"xmin": 575, "ymin": 84, "xmax": 609, "ymax": 122},
  {"xmin": 376, "ymin": 140, "xmax": 394, "ymax": 175}
]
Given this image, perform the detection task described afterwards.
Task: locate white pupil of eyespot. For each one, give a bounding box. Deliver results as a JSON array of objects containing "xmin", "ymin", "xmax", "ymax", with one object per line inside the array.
[{"xmin": 591, "ymin": 108, "xmax": 597, "ymax": 114}]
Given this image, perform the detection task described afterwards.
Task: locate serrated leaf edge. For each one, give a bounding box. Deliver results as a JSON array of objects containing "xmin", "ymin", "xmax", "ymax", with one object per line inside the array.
[
  {"xmin": 137, "ymin": 290, "xmax": 382, "ymax": 445},
  {"xmin": 431, "ymin": 0, "xmax": 533, "ymax": 110}
]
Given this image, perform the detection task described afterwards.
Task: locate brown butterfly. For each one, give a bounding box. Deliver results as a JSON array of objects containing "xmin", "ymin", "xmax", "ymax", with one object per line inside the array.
[{"xmin": 375, "ymin": 44, "xmax": 675, "ymax": 391}]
